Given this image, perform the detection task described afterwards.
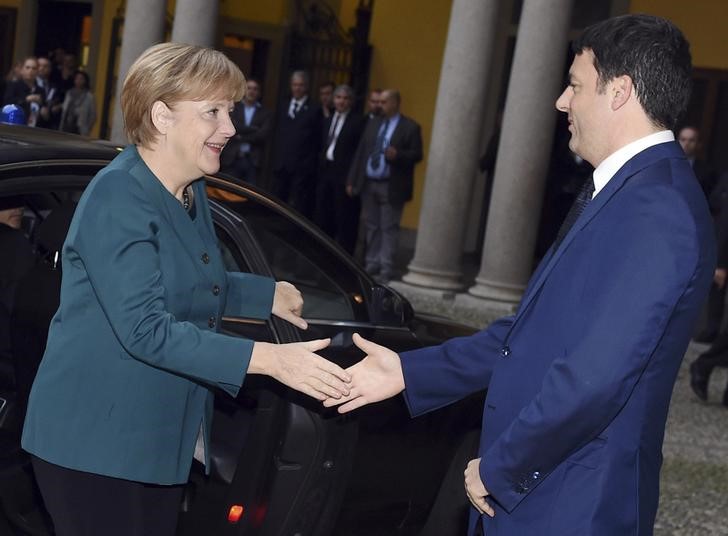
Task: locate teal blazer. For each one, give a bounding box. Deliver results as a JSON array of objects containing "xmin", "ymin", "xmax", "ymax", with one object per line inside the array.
[{"xmin": 22, "ymin": 145, "xmax": 275, "ymax": 485}]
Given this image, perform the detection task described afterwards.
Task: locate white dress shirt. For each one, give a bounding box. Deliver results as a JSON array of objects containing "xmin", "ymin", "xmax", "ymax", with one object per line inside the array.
[
  {"xmin": 592, "ymin": 130, "xmax": 675, "ymax": 198},
  {"xmin": 326, "ymin": 111, "xmax": 348, "ymax": 161}
]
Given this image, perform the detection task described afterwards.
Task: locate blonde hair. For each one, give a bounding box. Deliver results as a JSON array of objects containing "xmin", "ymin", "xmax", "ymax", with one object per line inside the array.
[{"xmin": 121, "ymin": 42, "xmax": 246, "ymax": 146}]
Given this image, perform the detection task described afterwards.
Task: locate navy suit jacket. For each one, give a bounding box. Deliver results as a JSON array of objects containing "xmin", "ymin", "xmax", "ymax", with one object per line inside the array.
[
  {"xmin": 400, "ymin": 141, "xmax": 715, "ymax": 535},
  {"xmin": 22, "ymin": 146, "xmax": 275, "ymax": 485}
]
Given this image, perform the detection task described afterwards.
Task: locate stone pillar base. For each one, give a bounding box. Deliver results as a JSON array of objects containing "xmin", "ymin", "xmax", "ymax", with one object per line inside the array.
[
  {"xmin": 390, "ymin": 280, "xmax": 458, "ymax": 303},
  {"xmin": 390, "ymin": 281, "xmax": 516, "ymax": 329},
  {"xmin": 467, "ymin": 277, "xmax": 524, "ymax": 304},
  {"xmin": 401, "ymin": 264, "xmax": 465, "ymax": 291},
  {"xmin": 454, "ymin": 292, "xmax": 517, "ymax": 320}
]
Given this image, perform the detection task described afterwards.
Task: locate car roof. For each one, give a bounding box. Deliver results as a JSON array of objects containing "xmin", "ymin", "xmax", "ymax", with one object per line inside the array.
[{"xmin": 0, "ymin": 124, "xmax": 121, "ymax": 165}]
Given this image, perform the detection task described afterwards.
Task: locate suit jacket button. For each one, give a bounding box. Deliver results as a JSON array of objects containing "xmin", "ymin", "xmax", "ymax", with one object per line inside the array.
[
  {"xmin": 501, "ymin": 346, "xmax": 511, "ymax": 357},
  {"xmin": 212, "ymin": 284, "xmax": 221, "ymax": 296},
  {"xmin": 201, "ymin": 252, "xmax": 210, "ymax": 264},
  {"xmin": 208, "ymin": 316, "xmax": 216, "ymax": 328}
]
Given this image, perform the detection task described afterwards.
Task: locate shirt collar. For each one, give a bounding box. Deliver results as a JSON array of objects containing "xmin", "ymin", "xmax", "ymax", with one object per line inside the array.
[{"xmin": 592, "ymin": 130, "xmax": 675, "ymax": 197}]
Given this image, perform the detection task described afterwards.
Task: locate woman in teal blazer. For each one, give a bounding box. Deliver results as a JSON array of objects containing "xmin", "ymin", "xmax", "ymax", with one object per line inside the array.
[{"xmin": 22, "ymin": 43, "xmax": 351, "ymax": 536}]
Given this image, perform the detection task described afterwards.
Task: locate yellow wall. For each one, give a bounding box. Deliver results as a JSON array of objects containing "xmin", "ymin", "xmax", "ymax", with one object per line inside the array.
[
  {"xmin": 367, "ymin": 0, "xmax": 452, "ymax": 229},
  {"xmin": 220, "ymin": 0, "xmax": 288, "ymax": 25},
  {"xmin": 337, "ymin": 0, "xmax": 359, "ymax": 31},
  {"xmin": 630, "ymin": 0, "xmax": 728, "ymax": 69},
  {"xmin": 87, "ymin": 0, "xmax": 122, "ymax": 138}
]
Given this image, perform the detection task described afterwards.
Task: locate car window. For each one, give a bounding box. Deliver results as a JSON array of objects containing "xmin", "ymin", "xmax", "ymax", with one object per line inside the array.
[{"xmin": 207, "ymin": 186, "xmax": 369, "ymax": 322}]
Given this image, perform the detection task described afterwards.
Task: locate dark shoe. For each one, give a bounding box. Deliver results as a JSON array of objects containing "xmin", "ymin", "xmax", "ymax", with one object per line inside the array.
[
  {"xmin": 722, "ymin": 384, "xmax": 728, "ymax": 408},
  {"xmin": 689, "ymin": 361, "xmax": 709, "ymax": 401}
]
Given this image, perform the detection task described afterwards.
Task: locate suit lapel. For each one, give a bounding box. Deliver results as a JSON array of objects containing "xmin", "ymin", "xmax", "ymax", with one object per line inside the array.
[
  {"xmin": 389, "ymin": 116, "xmax": 406, "ymax": 147},
  {"xmin": 513, "ymin": 141, "xmax": 684, "ymax": 325}
]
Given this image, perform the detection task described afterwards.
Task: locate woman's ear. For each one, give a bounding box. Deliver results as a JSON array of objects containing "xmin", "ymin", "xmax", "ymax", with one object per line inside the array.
[{"xmin": 150, "ymin": 100, "xmax": 172, "ymax": 135}]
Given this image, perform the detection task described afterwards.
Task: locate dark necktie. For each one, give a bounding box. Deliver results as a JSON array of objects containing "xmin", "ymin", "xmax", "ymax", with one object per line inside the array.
[
  {"xmin": 327, "ymin": 113, "xmax": 340, "ymax": 146},
  {"xmin": 554, "ymin": 176, "xmax": 595, "ymax": 250},
  {"xmin": 289, "ymin": 100, "xmax": 300, "ymax": 118},
  {"xmin": 370, "ymin": 119, "xmax": 390, "ymax": 170}
]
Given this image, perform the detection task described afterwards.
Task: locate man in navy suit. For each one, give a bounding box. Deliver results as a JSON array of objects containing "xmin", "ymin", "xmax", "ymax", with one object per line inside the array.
[{"xmin": 325, "ymin": 14, "xmax": 715, "ymax": 535}]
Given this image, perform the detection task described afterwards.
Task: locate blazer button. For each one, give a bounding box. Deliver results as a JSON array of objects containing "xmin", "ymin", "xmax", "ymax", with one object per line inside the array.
[
  {"xmin": 208, "ymin": 316, "xmax": 216, "ymax": 328},
  {"xmin": 212, "ymin": 284, "xmax": 221, "ymax": 296},
  {"xmin": 201, "ymin": 252, "xmax": 210, "ymax": 264},
  {"xmin": 501, "ymin": 346, "xmax": 511, "ymax": 358}
]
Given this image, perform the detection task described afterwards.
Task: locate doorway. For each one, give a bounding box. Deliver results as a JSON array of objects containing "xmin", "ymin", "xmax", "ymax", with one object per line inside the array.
[{"xmin": 34, "ymin": 0, "xmax": 92, "ymax": 64}]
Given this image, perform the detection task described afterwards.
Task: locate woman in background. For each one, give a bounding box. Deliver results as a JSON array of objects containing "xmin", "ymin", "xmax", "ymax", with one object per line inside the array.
[{"xmin": 59, "ymin": 70, "xmax": 96, "ymax": 135}]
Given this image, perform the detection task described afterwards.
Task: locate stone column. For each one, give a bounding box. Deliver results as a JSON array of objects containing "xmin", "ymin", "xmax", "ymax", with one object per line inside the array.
[
  {"xmin": 171, "ymin": 0, "xmax": 219, "ymax": 47},
  {"xmin": 109, "ymin": 0, "xmax": 166, "ymax": 144},
  {"xmin": 14, "ymin": 0, "xmax": 38, "ymax": 61},
  {"xmin": 466, "ymin": 0, "xmax": 574, "ymax": 305},
  {"xmin": 400, "ymin": 0, "xmax": 501, "ymax": 291}
]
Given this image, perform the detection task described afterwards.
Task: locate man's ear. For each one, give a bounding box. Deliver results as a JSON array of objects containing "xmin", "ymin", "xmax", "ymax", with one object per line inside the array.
[
  {"xmin": 611, "ymin": 75, "xmax": 633, "ymax": 111},
  {"xmin": 150, "ymin": 100, "xmax": 172, "ymax": 135}
]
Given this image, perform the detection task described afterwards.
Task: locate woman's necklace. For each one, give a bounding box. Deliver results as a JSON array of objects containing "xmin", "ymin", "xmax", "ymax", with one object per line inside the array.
[{"xmin": 182, "ymin": 187, "xmax": 190, "ymax": 211}]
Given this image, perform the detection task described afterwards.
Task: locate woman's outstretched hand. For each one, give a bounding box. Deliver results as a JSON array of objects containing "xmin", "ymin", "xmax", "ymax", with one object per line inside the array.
[{"xmin": 249, "ymin": 338, "xmax": 351, "ymax": 400}]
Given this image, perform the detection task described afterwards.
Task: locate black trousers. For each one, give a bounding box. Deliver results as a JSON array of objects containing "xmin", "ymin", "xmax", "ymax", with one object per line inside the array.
[
  {"xmin": 695, "ymin": 331, "xmax": 728, "ymax": 370},
  {"xmin": 274, "ymin": 168, "xmax": 315, "ymax": 219},
  {"xmin": 701, "ymin": 281, "xmax": 727, "ymax": 338},
  {"xmin": 314, "ymin": 172, "xmax": 361, "ymax": 255},
  {"xmin": 32, "ymin": 456, "xmax": 184, "ymax": 536}
]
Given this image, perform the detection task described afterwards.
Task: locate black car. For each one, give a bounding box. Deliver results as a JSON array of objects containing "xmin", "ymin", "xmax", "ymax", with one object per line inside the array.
[{"xmin": 0, "ymin": 125, "xmax": 483, "ymax": 536}]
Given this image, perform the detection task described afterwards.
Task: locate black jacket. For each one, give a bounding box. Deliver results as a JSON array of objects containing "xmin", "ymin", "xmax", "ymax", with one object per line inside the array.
[
  {"xmin": 2, "ymin": 80, "xmax": 44, "ymax": 122},
  {"xmin": 220, "ymin": 101, "xmax": 273, "ymax": 169},
  {"xmin": 318, "ymin": 112, "xmax": 365, "ymax": 184},
  {"xmin": 273, "ymin": 97, "xmax": 322, "ymax": 175}
]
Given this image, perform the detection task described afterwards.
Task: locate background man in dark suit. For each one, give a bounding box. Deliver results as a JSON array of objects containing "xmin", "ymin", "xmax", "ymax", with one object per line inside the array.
[
  {"xmin": 365, "ymin": 88, "xmax": 382, "ymax": 122},
  {"xmin": 690, "ymin": 223, "xmax": 728, "ymax": 407},
  {"xmin": 220, "ymin": 77, "xmax": 272, "ymax": 187},
  {"xmin": 318, "ymin": 80, "xmax": 335, "ymax": 119},
  {"xmin": 272, "ymin": 70, "xmax": 321, "ymax": 218},
  {"xmin": 678, "ymin": 125, "xmax": 715, "ymax": 199},
  {"xmin": 35, "ymin": 56, "xmax": 62, "ymax": 130},
  {"xmin": 314, "ymin": 84, "xmax": 364, "ymax": 253},
  {"xmin": 347, "ymin": 89, "xmax": 422, "ymax": 283},
  {"xmin": 678, "ymin": 125, "xmax": 722, "ymax": 342},
  {"xmin": 328, "ymin": 15, "xmax": 714, "ymax": 536}
]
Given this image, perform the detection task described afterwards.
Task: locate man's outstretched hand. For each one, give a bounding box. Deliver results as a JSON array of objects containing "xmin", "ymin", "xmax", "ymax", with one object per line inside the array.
[{"xmin": 322, "ymin": 333, "xmax": 405, "ymax": 412}]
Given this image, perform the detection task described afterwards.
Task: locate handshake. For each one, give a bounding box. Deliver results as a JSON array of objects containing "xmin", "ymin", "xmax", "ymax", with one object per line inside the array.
[
  {"xmin": 250, "ymin": 332, "xmax": 405, "ymax": 410},
  {"xmin": 256, "ymin": 282, "xmax": 404, "ymax": 408}
]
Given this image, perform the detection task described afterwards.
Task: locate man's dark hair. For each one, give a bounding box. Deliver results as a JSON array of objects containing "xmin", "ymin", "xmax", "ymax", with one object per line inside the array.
[{"xmin": 573, "ymin": 14, "xmax": 692, "ymax": 130}]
